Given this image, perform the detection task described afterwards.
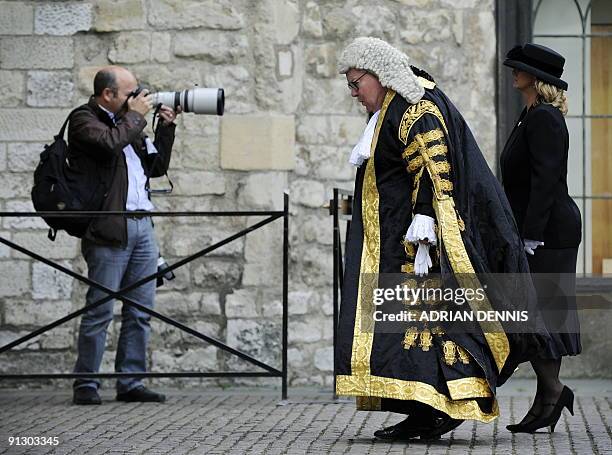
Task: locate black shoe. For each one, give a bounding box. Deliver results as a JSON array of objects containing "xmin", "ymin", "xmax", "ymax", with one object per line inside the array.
[
  {"xmin": 506, "ymin": 386, "xmax": 574, "ymax": 434},
  {"xmin": 506, "ymin": 410, "xmax": 538, "ymax": 433},
  {"xmin": 73, "ymin": 387, "xmax": 101, "ymax": 405},
  {"xmin": 116, "ymin": 386, "xmax": 166, "ymax": 403},
  {"xmin": 419, "ymin": 412, "xmax": 464, "ymax": 440},
  {"xmin": 374, "ymin": 416, "xmax": 441, "ymax": 441}
]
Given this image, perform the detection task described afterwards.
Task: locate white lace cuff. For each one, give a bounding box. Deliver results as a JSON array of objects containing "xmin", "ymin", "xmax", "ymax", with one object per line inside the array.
[{"xmin": 406, "ymin": 214, "xmax": 437, "ymax": 246}]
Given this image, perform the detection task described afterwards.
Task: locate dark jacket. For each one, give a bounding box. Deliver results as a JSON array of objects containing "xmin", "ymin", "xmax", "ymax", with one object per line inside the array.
[
  {"xmin": 67, "ymin": 96, "xmax": 176, "ymax": 247},
  {"xmin": 500, "ymin": 103, "xmax": 581, "ymax": 248}
]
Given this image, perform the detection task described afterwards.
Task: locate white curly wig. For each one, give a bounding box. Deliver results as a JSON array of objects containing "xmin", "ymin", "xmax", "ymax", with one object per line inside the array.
[{"xmin": 338, "ymin": 37, "xmax": 424, "ymax": 104}]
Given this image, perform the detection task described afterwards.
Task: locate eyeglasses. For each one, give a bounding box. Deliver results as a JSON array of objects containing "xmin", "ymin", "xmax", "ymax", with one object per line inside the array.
[{"xmin": 347, "ymin": 71, "xmax": 368, "ymax": 91}]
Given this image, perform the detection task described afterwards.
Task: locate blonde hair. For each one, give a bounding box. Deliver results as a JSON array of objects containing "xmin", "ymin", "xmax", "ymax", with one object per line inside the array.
[{"xmin": 534, "ymin": 80, "xmax": 568, "ymax": 115}]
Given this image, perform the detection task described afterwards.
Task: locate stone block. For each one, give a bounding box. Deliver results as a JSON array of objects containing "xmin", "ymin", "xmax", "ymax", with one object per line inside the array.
[
  {"xmin": 108, "ymin": 31, "xmax": 151, "ymax": 64},
  {"xmin": 131, "ymin": 64, "xmax": 202, "ymax": 92},
  {"xmin": 0, "ymin": 231, "xmax": 10, "ymax": 258},
  {"xmin": 225, "ymin": 289, "xmax": 258, "ymax": 318},
  {"xmin": 288, "ymin": 321, "xmax": 320, "ymax": 343},
  {"xmin": 151, "ymin": 32, "xmax": 171, "ymax": 63},
  {"xmin": 4, "ymin": 300, "xmax": 72, "ymax": 326},
  {"xmin": 0, "ymin": 143, "xmax": 5, "ymax": 171},
  {"xmin": 288, "ymin": 290, "xmax": 319, "ymax": 316},
  {"xmin": 174, "ymin": 31, "xmax": 249, "ymax": 64},
  {"xmin": 393, "ymin": 0, "xmax": 435, "ymax": 5},
  {"xmin": 237, "ymin": 172, "xmax": 287, "ymax": 211},
  {"xmin": 155, "ymin": 291, "xmax": 200, "ymax": 316},
  {"xmin": 39, "ymin": 326, "xmax": 74, "ymax": 349},
  {"xmin": 226, "ymin": 318, "xmax": 281, "ymax": 369},
  {"xmin": 303, "ymin": 1, "xmax": 323, "ymax": 38},
  {"xmin": 308, "ymin": 145, "xmax": 355, "ymax": 181},
  {"xmin": 330, "ymin": 115, "xmax": 367, "ymax": 146},
  {"xmin": 192, "ymin": 259, "xmax": 242, "ymax": 289},
  {"xmin": 0, "ymin": 71, "xmax": 25, "ymax": 107},
  {"xmin": 290, "ymin": 179, "xmax": 325, "ymax": 208},
  {"xmin": 321, "ymin": 7, "xmax": 355, "ymax": 40},
  {"xmin": 303, "ymin": 78, "xmax": 359, "ymax": 115},
  {"xmin": 200, "ymin": 292, "xmax": 221, "ymax": 315},
  {"xmin": 0, "ymin": 109, "xmax": 71, "ymax": 141},
  {"xmin": 0, "ymin": 173, "xmax": 34, "ymax": 199},
  {"xmin": 12, "ymin": 232, "xmax": 78, "ymax": 260},
  {"xmin": 77, "ymin": 66, "xmax": 105, "ymax": 95},
  {"xmin": 297, "ymin": 245, "xmax": 333, "ymax": 287},
  {"xmin": 262, "ymin": 299, "xmax": 282, "ymax": 318},
  {"xmin": 26, "ymin": 71, "xmax": 74, "ymax": 107},
  {"xmin": 6, "ymin": 143, "xmax": 44, "ymax": 173},
  {"xmin": 0, "ymin": 261, "xmax": 30, "ymax": 297},
  {"xmin": 440, "ymin": 0, "xmax": 477, "ymax": 7},
  {"xmin": 287, "ymin": 347, "xmax": 305, "ymax": 367},
  {"xmin": 400, "ymin": 10, "xmax": 460, "ymax": 45},
  {"xmin": 301, "ymin": 214, "xmax": 333, "ymax": 247},
  {"xmin": 314, "ymin": 346, "xmax": 333, "ymax": 371},
  {"xmin": 35, "ymin": 3, "xmax": 92, "ymax": 36},
  {"xmin": 0, "ymin": 330, "xmax": 38, "ymax": 351},
  {"xmin": 305, "ymin": 43, "xmax": 337, "ymax": 78},
  {"xmin": 0, "ymin": 2, "xmax": 33, "ymax": 35},
  {"xmin": 92, "ymin": 0, "xmax": 146, "ymax": 32},
  {"xmin": 32, "ymin": 261, "xmax": 73, "ymax": 300},
  {"xmin": 271, "ymin": 1, "xmax": 299, "ymax": 44},
  {"xmin": 220, "ymin": 115, "xmax": 295, "ymax": 171},
  {"xmin": 173, "ymin": 171, "xmax": 226, "ymax": 196},
  {"xmin": 148, "ymin": 0, "xmax": 244, "ymax": 30},
  {"xmin": 0, "ymin": 37, "xmax": 73, "ymax": 70},
  {"xmin": 296, "ymin": 115, "xmax": 329, "ymax": 145},
  {"xmin": 242, "ymin": 225, "xmax": 283, "ymax": 287},
  {"xmin": 165, "ymin": 223, "xmax": 244, "ymax": 258},
  {"xmin": 351, "ymin": 4, "xmax": 396, "ymax": 42}
]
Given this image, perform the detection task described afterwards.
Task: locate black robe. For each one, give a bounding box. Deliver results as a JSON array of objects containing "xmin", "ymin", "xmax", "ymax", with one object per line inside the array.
[{"xmin": 335, "ymin": 81, "xmax": 550, "ymax": 422}]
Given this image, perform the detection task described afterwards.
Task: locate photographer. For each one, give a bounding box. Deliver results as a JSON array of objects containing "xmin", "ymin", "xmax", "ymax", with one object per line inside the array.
[{"xmin": 68, "ymin": 66, "xmax": 179, "ymax": 405}]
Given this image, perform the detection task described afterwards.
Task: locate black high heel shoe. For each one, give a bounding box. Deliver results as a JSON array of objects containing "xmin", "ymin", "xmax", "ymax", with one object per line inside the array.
[
  {"xmin": 506, "ymin": 410, "xmax": 538, "ymax": 433},
  {"xmin": 506, "ymin": 386, "xmax": 574, "ymax": 434}
]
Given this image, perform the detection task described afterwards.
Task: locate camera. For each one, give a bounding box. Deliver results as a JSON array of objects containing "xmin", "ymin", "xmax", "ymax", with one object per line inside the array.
[
  {"xmin": 156, "ymin": 255, "xmax": 176, "ymax": 287},
  {"xmin": 130, "ymin": 86, "xmax": 224, "ymax": 116}
]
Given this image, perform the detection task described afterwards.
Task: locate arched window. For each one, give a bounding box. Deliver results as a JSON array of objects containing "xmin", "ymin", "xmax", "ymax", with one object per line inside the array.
[{"xmin": 533, "ymin": 0, "xmax": 612, "ymax": 275}]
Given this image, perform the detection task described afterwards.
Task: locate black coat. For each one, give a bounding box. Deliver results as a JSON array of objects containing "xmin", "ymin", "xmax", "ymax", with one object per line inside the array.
[
  {"xmin": 500, "ymin": 103, "xmax": 581, "ymax": 249},
  {"xmin": 68, "ymin": 97, "xmax": 176, "ymax": 247}
]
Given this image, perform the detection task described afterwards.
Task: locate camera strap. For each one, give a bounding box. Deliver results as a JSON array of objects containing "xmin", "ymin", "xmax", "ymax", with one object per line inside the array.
[{"xmin": 145, "ymin": 104, "xmax": 174, "ymax": 195}]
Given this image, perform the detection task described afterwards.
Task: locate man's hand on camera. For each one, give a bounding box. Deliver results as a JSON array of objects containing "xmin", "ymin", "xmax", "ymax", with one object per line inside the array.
[
  {"xmin": 158, "ymin": 105, "xmax": 181, "ymax": 126},
  {"xmin": 127, "ymin": 90, "xmax": 153, "ymax": 116}
]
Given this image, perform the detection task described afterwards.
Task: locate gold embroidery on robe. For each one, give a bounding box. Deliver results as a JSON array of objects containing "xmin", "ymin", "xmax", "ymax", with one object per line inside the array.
[
  {"xmin": 398, "ymin": 100, "xmax": 449, "ymax": 145},
  {"xmin": 336, "ymin": 90, "xmax": 498, "ymax": 422}
]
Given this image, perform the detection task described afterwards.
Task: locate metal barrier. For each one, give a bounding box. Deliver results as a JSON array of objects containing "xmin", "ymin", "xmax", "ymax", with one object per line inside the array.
[
  {"xmin": 0, "ymin": 193, "xmax": 289, "ymax": 399},
  {"xmin": 329, "ymin": 188, "xmax": 353, "ymax": 398}
]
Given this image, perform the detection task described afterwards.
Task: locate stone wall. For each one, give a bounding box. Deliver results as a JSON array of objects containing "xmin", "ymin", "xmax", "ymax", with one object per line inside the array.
[{"xmin": 0, "ymin": 0, "xmax": 504, "ymax": 388}]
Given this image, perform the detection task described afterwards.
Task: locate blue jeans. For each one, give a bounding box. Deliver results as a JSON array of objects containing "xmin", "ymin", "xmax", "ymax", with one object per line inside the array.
[{"xmin": 73, "ymin": 217, "xmax": 159, "ymax": 393}]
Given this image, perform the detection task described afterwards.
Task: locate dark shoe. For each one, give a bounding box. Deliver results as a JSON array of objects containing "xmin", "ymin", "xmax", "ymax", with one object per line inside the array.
[
  {"xmin": 507, "ymin": 386, "xmax": 574, "ymax": 434},
  {"xmin": 419, "ymin": 412, "xmax": 464, "ymax": 439},
  {"xmin": 374, "ymin": 415, "xmax": 441, "ymax": 441},
  {"xmin": 116, "ymin": 386, "xmax": 166, "ymax": 403},
  {"xmin": 506, "ymin": 410, "xmax": 538, "ymax": 433},
  {"xmin": 73, "ymin": 387, "xmax": 101, "ymax": 405}
]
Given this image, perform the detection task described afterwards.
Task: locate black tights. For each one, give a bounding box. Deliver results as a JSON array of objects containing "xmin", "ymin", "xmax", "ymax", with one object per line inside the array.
[{"xmin": 520, "ymin": 358, "xmax": 564, "ymax": 424}]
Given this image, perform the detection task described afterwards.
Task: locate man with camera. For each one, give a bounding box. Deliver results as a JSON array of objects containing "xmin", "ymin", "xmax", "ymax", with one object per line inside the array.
[{"xmin": 68, "ymin": 65, "xmax": 179, "ymax": 405}]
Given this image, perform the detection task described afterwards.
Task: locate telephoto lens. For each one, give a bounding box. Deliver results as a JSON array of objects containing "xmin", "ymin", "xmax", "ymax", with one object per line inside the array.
[{"xmin": 150, "ymin": 88, "xmax": 224, "ymax": 115}]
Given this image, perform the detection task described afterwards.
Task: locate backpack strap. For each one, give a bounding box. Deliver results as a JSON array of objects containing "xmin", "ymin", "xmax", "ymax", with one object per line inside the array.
[{"xmin": 56, "ymin": 106, "xmax": 87, "ymax": 140}]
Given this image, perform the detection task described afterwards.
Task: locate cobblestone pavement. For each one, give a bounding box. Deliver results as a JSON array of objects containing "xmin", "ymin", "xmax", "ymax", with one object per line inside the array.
[{"xmin": 0, "ymin": 379, "xmax": 610, "ymax": 455}]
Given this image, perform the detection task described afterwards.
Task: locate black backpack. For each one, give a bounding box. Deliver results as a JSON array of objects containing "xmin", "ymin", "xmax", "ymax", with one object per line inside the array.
[{"xmin": 31, "ymin": 108, "xmax": 103, "ymax": 241}]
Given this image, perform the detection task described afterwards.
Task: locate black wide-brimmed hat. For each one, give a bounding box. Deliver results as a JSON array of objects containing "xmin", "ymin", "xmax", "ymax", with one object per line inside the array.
[{"xmin": 503, "ymin": 43, "xmax": 568, "ymax": 90}]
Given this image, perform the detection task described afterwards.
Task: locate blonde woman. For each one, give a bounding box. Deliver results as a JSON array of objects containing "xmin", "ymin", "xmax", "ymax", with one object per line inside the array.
[{"xmin": 500, "ymin": 43, "xmax": 582, "ymax": 433}]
